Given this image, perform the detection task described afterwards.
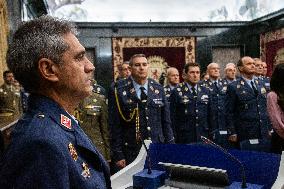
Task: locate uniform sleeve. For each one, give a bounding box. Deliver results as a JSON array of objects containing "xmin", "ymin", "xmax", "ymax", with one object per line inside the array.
[
  {"xmin": 161, "ymin": 89, "xmax": 174, "ymax": 143},
  {"xmin": 169, "ymin": 90, "xmax": 177, "ymax": 139},
  {"xmin": 99, "ymin": 98, "xmax": 111, "ymax": 161},
  {"xmin": 267, "ymin": 91, "xmax": 284, "ymax": 138},
  {"xmin": 225, "ymin": 84, "xmax": 237, "ymax": 135},
  {"xmin": 0, "ymin": 139, "xmax": 69, "ymax": 189},
  {"xmin": 107, "ymin": 84, "xmax": 125, "ymax": 162}
]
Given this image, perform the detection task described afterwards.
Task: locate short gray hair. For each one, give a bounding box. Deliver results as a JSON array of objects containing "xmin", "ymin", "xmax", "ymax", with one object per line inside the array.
[{"xmin": 7, "ymin": 15, "xmax": 77, "ymax": 92}]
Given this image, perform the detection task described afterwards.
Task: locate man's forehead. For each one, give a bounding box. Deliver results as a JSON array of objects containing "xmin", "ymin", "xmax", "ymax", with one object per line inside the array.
[
  {"xmin": 133, "ymin": 57, "xmax": 147, "ymax": 63},
  {"xmin": 243, "ymin": 57, "xmax": 254, "ymax": 64}
]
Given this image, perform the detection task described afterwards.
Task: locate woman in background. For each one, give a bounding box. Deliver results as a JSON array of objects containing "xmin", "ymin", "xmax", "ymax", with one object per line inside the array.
[{"xmin": 267, "ymin": 63, "xmax": 284, "ymax": 154}]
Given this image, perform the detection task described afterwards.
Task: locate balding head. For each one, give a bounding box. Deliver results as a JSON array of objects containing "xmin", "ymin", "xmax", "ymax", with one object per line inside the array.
[
  {"xmin": 167, "ymin": 67, "xmax": 180, "ymax": 86},
  {"xmin": 207, "ymin": 62, "xmax": 220, "ymax": 80}
]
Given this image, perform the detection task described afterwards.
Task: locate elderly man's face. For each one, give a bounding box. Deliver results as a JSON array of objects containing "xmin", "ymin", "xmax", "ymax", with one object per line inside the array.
[
  {"xmin": 239, "ymin": 57, "xmax": 255, "ymax": 75},
  {"xmin": 56, "ymin": 33, "xmax": 95, "ymax": 99},
  {"xmin": 208, "ymin": 63, "xmax": 220, "ymax": 79},
  {"xmin": 167, "ymin": 69, "xmax": 180, "ymax": 85},
  {"xmin": 254, "ymin": 60, "xmax": 263, "ymax": 76},
  {"xmin": 225, "ymin": 67, "xmax": 236, "ymax": 80}
]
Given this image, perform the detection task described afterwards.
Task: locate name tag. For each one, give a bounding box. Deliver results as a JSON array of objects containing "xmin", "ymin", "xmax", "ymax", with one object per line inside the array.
[
  {"xmin": 249, "ymin": 139, "xmax": 259, "ymax": 144},
  {"xmin": 219, "ymin": 130, "xmax": 227, "ymax": 135}
]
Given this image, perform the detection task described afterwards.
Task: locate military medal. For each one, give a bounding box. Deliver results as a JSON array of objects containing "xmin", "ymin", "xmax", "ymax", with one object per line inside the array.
[
  {"xmin": 240, "ymin": 81, "xmax": 245, "ymax": 85},
  {"xmin": 150, "ymin": 86, "xmax": 154, "ymax": 91},
  {"xmin": 185, "ymin": 87, "xmax": 188, "ymax": 91},
  {"xmin": 222, "ymin": 86, "xmax": 227, "ymax": 92},
  {"xmin": 155, "ymin": 89, "xmax": 159, "ymax": 94},
  {"xmin": 123, "ymin": 91, "xmax": 127, "ymax": 96},
  {"xmin": 92, "ymin": 99, "xmax": 97, "ymax": 103},
  {"xmin": 261, "ymin": 87, "xmax": 266, "ymax": 94},
  {"xmin": 237, "ymin": 85, "xmax": 240, "ymax": 89},
  {"xmin": 130, "ymin": 88, "xmax": 135, "ymax": 93},
  {"xmin": 81, "ymin": 162, "xmax": 91, "ymax": 178},
  {"xmin": 68, "ymin": 143, "xmax": 78, "ymax": 161},
  {"xmin": 179, "ymin": 92, "xmax": 182, "ymax": 96},
  {"xmin": 61, "ymin": 114, "xmax": 72, "ymax": 129},
  {"xmin": 177, "ymin": 88, "xmax": 181, "ymax": 91}
]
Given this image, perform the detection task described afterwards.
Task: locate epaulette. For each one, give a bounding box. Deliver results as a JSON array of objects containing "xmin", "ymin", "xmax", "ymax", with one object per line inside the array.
[{"xmin": 93, "ymin": 84, "xmax": 106, "ymax": 96}]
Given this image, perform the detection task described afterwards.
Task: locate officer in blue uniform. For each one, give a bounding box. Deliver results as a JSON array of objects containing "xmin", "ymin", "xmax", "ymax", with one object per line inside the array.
[
  {"xmin": 226, "ymin": 56, "xmax": 272, "ymax": 152},
  {"xmin": 170, "ymin": 63, "xmax": 211, "ymax": 144},
  {"xmin": 261, "ymin": 61, "xmax": 270, "ymax": 92},
  {"xmin": 0, "ymin": 16, "xmax": 111, "ymax": 189},
  {"xmin": 108, "ymin": 54, "xmax": 174, "ymax": 170},
  {"xmin": 164, "ymin": 67, "xmax": 180, "ymax": 101},
  {"xmin": 202, "ymin": 63, "xmax": 231, "ymax": 148}
]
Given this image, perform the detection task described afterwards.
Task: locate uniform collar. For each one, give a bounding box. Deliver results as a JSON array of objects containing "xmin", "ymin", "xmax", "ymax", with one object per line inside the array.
[{"xmin": 28, "ymin": 94, "xmax": 78, "ymax": 131}]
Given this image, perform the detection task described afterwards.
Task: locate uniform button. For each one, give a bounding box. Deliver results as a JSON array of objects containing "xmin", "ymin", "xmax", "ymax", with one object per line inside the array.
[
  {"xmin": 100, "ymin": 141, "xmax": 104, "ymax": 144},
  {"xmin": 145, "ymin": 108, "xmax": 148, "ymax": 110},
  {"xmin": 196, "ymin": 117, "xmax": 199, "ymax": 120},
  {"xmin": 258, "ymin": 105, "xmax": 260, "ymax": 107},
  {"xmin": 217, "ymin": 94, "xmax": 219, "ymax": 97},
  {"xmin": 260, "ymin": 120, "xmax": 262, "ymax": 123},
  {"xmin": 37, "ymin": 113, "xmax": 45, "ymax": 118},
  {"xmin": 125, "ymin": 142, "xmax": 128, "ymax": 146},
  {"xmin": 196, "ymin": 110, "xmax": 198, "ymax": 113},
  {"xmin": 218, "ymin": 106, "xmax": 220, "ymax": 109},
  {"xmin": 146, "ymin": 116, "xmax": 149, "ymax": 120},
  {"xmin": 196, "ymin": 124, "xmax": 199, "ymax": 127},
  {"xmin": 147, "ymin": 127, "xmax": 151, "ymax": 131}
]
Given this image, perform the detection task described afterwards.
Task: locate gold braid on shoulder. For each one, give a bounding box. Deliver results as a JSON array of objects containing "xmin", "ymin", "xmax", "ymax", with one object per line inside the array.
[{"xmin": 114, "ymin": 86, "xmax": 141, "ymax": 141}]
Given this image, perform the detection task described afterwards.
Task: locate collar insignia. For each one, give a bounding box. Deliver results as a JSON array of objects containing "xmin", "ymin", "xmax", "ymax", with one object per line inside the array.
[{"xmin": 61, "ymin": 114, "xmax": 72, "ymax": 129}]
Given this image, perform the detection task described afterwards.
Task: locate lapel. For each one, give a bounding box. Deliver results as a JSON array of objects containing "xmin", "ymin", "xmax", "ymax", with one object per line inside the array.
[
  {"xmin": 183, "ymin": 82, "xmax": 194, "ymax": 100},
  {"xmin": 239, "ymin": 77, "xmax": 255, "ymax": 96},
  {"xmin": 127, "ymin": 78, "xmax": 140, "ymax": 103}
]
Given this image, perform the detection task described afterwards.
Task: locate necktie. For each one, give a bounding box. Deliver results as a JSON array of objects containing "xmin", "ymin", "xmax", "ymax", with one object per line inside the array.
[
  {"xmin": 214, "ymin": 81, "xmax": 219, "ymax": 90},
  {"xmin": 140, "ymin": 87, "xmax": 147, "ymax": 103},
  {"xmin": 251, "ymin": 81, "xmax": 258, "ymax": 95},
  {"xmin": 192, "ymin": 87, "xmax": 197, "ymax": 97}
]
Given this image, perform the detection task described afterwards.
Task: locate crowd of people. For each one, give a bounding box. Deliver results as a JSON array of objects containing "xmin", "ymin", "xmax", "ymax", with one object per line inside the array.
[{"xmin": 0, "ymin": 15, "xmax": 283, "ymax": 188}]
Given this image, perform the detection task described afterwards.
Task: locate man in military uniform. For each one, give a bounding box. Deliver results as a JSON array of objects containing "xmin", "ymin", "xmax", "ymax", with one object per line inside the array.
[
  {"xmin": 261, "ymin": 61, "xmax": 270, "ymax": 92},
  {"xmin": 170, "ymin": 63, "xmax": 211, "ymax": 144},
  {"xmin": 226, "ymin": 56, "xmax": 272, "ymax": 152},
  {"xmin": 108, "ymin": 54, "xmax": 174, "ymax": 170},
  {"xmin": 0, "ymin": 71, "xmax": 22, "ymax": 128},
  {"xmin": 117, "ymin": 61, "xmax": 131, "ymax": 80},
  {"xmin": 76, "ymin": 81, "xmax": 110, "ymax": 161},
  {"xmin": 202, "ymin": 63, "xmax": 231, "ymax": 148},
  {"xmin": 164, "ymin": 67, "xmax": 180, "ymax": 100},
  {"xmin": 0, "ymin": 16, "xmax": 111, "ymax": 189},
  {"xmin": 224, "ymin": 63, "xmax": 236, "ymax": 84}
]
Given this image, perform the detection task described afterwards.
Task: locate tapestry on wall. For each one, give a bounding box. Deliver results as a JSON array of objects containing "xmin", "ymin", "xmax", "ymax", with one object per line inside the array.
[
  {"xmin": 260, "ymin": 28, "xmax": 284, "ymax": 76},
  {"xmin": 112, "ymin": 37, "xmax": 195, "ymax": 82}
]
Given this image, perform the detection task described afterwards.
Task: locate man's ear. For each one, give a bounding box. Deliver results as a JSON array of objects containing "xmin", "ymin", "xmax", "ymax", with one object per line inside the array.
[{"xmin": 38, "ymin": 58, "xmax": 59, "ymax": 82}]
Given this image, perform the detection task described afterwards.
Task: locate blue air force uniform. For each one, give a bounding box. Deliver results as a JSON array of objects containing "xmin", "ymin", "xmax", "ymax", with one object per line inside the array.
[
  {"xmin": 0, "ymin": 95, "xmax": 111, "ymax": 189},
  {"xmin": 170, "ymin": 82, "xmax": 211, "ymax": 144},
  {"xmin": 259, "ymin": 76, "xmax": 270, "ymax": 92},
  {"xmin": 202, "ymin": 79, "xmax": 231, "ymax": 147},
  {"xmin": 226, "ymin": 77, "xmax": 271, "ymax": 150},
  {"xmin": 164, "ymin": 84, "xmax": 177, "ymax": 101},
  {"xmin": 108, "ymin": 77, "xmax": 174, "ymax": 164}
]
